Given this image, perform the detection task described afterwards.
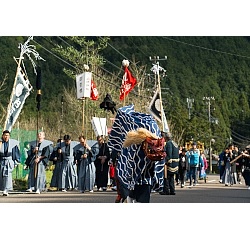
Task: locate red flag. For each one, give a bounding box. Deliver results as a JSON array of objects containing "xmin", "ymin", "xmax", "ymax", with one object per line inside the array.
[
  {"xmin": 90, "ymin": 80, "xmax": 99, "ymax": 100},
  {"xmin": 119, "ymin": 66, "xmax": 137, "ymax": 100}
]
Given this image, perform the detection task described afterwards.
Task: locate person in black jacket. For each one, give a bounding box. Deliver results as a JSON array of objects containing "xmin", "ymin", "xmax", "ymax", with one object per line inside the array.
[
  {"xmin": 160, "ymin": 132, "xmax": 179, "ymax": 195},
  {"xmin": 179, "ymin": 147, "xmax": 189, "ymax": 188},
  {"xmin": 239, "ymin": 149, "xmax": 250, "ymax": 189}
]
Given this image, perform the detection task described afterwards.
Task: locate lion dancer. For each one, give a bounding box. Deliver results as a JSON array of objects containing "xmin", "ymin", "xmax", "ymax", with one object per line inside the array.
[
  {"xmin": 110, "ymin": 150, "xmax": 126, "ymax": 203},
  {"xmin": 108, "ymin": 105, "xmax": 165, "ymax": 203}
]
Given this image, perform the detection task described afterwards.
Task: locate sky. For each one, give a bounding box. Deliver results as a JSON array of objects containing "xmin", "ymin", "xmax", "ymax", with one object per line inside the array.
[{"xmin": 1, "ymin": 1, "xmax": 249, "ymax": 249}]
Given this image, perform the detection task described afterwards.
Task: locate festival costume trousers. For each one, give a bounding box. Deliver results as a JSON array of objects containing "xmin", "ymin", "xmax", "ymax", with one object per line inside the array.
[
  {"xmin": 163, "ymin": 173, "xmax": 175, "ymax": 194},
  {"xmin": 128, "ymin": 184, "xmax": 151, "ymax": 203}
]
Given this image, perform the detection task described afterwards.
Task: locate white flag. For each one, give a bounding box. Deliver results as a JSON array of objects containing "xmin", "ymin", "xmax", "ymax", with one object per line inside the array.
[
  {"xmin": 162, "ymin": 110, "xmax": 170, "ymax": 133},
  {"xmin": 91, "ymin": 117, "xmax": 108, "ymax": 137},
  {"xmin": 147, "ymin": 89, "xmax": 170, "ymax": 133},
  {"xmin": 147, "ymin": 89, "xmax": 162, "ymax": 122},
  {"xmin": 4, "ymin": 67, "xmax": 33, "ymax": 131}
]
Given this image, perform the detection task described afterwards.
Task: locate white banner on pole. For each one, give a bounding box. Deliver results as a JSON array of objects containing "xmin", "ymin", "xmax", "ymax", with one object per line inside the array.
[
  {"xmin": 4, "ymin": 67, "xmax": 33, "ymax": 131},
  {"xmin": 147, "ymin": 89, "xmax": 170, "ymax": 132},
  {"xmin": 162, "ymin": 110, "xmax": 169, "ymax": 133},
  {"xmin": 91, "ymin": 117, "xmax": 107, "ymax": 137},
  {"xmin": 147, "ymin": 89, "xmax": 161, "ymax": 122},
  {"xmin": 76, "ymin": 72, "xmax": 92, "ymax": 99}
]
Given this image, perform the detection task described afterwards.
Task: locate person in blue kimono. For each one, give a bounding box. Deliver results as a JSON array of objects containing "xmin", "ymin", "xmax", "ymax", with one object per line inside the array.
[
  {"xmin": 26, "ymin": 131, "xmax": 53, "ymax": 194},
  {"xmin": 74, "ymin": 135, "xmax": 99, "ymax": 193},
  {"xmin": 57, "ymin": 134, "xmax": 79, "ymax": 192},
  {"xmin": 0, "ymin": 130, "xmax": 20, "ymax": 196}
]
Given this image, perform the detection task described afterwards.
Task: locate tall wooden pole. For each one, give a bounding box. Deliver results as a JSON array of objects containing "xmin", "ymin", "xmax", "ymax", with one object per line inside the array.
[
  {"xmin": 82, "ymin": 98, "xmax": 85, "ymax": 136},
  {"xmin": 157, "ymin": 61, "xmax": 164, "ymax": 127}
]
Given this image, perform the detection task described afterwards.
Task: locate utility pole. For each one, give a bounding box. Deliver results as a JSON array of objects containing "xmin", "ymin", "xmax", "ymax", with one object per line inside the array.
[
  {"xmin": 149, "ymin": 56, "xmax": 167, "ymax": 126},
  {"xmin": 187, "ymin": 97, "xmax": 194, "ymax": 120},
  {"xmin": 203, "ymin": 96, "xmax": 215, "ymax": 173}
]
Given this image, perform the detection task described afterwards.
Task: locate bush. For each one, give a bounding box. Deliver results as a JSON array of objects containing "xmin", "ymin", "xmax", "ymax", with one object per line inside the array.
[
  {"xmin": 13, "ymin": 178, "xmax": 27, "ymax": 191},
  {"xmin": 12, "ymin": 168, "xmax": 54, "ymax": 191}
]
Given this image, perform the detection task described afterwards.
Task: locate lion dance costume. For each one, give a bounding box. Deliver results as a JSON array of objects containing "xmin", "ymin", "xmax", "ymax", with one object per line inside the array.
[{"xmin": 108, "ymin": 105, "xmax": 165, "ymax": 203}]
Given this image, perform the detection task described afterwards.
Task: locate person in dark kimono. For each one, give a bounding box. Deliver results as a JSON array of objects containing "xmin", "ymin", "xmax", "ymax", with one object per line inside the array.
[
  {"xmin": 160, "ymin": 132, "xmax": 179, "ymax": 195},
  {"xmin": 26, "ymin": 131, "xmax": 53, "ymax": 194},
  {"xmin": 218, "ymin": 148, "xmax": 226, "ymax": 183},
  {"xmin": 237, "ymin": 149, "xmax": 247, "ymax": 185},
  {"xmin": 74, "ymin": 135, "xmax": 99, "ymax": 193},
  {"xmin": 94, "ymin": 135, "xmax": 111, "ymax": 191},
  {"xmin": 242, "ymin": 149, "xmax": 250, "ymax": 189},
  {"xmin": 49, "ymin": 138, "xmax": 64, "ymax": 190},
  {"xmin": 0, "ymin": 130, "xmax": 20, "ymax": 196},
  {"xmin": 57, "ymin": 135, "xmax": 79, "ymax": 192}
]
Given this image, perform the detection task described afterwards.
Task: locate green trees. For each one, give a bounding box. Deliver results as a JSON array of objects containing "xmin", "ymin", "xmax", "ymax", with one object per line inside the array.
[{"xmin": 1, "ymin": 36, "xmax": 250, "ymax": 152}]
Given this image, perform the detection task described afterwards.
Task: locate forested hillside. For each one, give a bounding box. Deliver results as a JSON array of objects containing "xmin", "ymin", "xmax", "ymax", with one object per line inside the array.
[{"xmin": 1, "ymin": 36, "xmax": 250, "ymax": 153}]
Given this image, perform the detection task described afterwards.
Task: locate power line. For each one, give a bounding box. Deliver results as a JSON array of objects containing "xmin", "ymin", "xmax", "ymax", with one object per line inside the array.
[
  {"xmin": 58, "ymin": 36, "xmax": 124, "ymax": 72},
  {"xmin": 231, "ymin": 129, "xmax": 250, "ymax": 141},
  {"xmin": 103, "ymin": 37, "xmax": 250, "ymax": 147},
  {"xmin": 33, "ymin": 38, "xmax": 77, "ymax": 70},
  {"xmin": 57, "ymin": 36, "xmax": 72, "ymax": 47},
  {"xmin": 231, "ymin": 134, "xmax": 250, "ymax": 143},
  {"xmin": 161, "ymin": 36, "xmax": 250, "ymax": 60},
  {"xmin": 49, "ymin": 36, "xmax": 124, "ymax": 80},
  {"xmin": 105, "ymin": 40, "xmax": 130, "ymax": 61},
  {"xmin": 32, "ymin": 37, "xmax": 151, "ymax": 100}
]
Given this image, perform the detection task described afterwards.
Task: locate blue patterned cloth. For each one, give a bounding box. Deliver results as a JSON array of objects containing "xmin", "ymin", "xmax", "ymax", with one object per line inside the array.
[{"xmin": 108, "ymin": 105, "xmax": 164, "ymax": 190}]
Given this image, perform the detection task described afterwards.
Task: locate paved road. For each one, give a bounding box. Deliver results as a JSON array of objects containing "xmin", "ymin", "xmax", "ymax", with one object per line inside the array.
[{"xmin": 0, "ymin": 174, "xmax": 250, "ymax": 203}]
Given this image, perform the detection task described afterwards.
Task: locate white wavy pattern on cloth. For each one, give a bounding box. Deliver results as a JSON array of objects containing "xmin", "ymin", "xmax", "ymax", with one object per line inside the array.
[{"xmin": 108, "ymin": 105, "xmax": 164, "ymax": 190}]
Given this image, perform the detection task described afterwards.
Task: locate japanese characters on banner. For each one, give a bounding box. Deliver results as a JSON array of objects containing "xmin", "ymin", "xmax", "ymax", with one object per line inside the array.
[
  {"xmin": 90, "ymin": 80, "xmax": 98, "ymax": 100},
  {"xmin": 119, "ymin": 59, "xmax": 137, "ymax": 101},
  {"xmin": 4, "ymin": 68, "xmax": 33, "ymax": 131},
  {"xmin": 3, "ymin": 36, "xmax": 44, "ymax": 131},
  {"xmin": 76, "ymin": 72, "xmax": 92, "ymax": 99}
]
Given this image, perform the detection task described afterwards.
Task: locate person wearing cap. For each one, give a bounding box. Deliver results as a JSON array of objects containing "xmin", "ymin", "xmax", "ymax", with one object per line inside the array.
[
  {"xmin": 187, "ymin": 142, "xmax": 200, "ymax": 186},
  {"xmin": 179, "ymin": 147, "xmax": 188, "ymax": 188},
  {"xmin": 160, "ymin": 132, "xmax": 179, "ymax": 195},
  {"xmin": 0, "ymin": 130, "xmax": 20, "ymax": 196}
]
